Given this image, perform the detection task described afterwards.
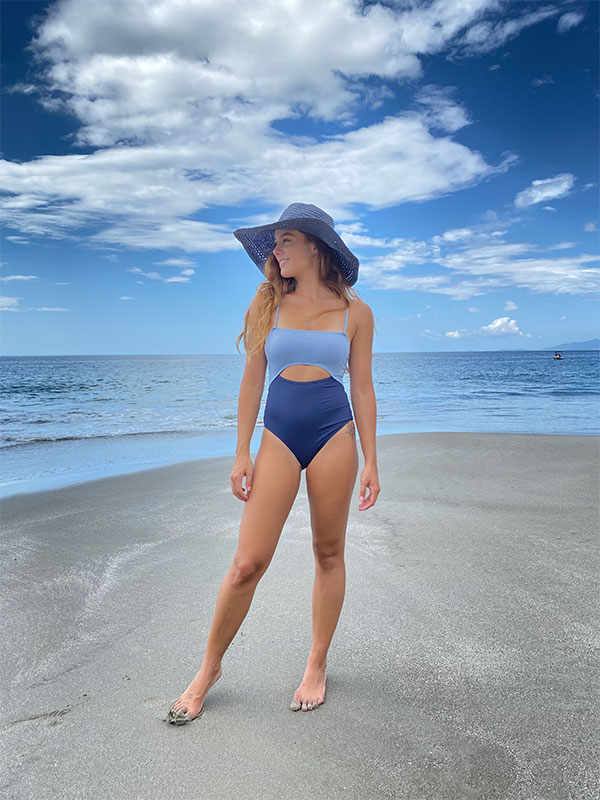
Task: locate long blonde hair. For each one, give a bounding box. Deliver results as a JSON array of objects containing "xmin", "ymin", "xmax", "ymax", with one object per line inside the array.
[{"xmin": 236, "ymin": 233, "xmax": 360, "ymax": 358}]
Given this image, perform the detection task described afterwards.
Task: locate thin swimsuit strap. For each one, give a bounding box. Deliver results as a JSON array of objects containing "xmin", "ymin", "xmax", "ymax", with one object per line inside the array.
[{"xmin": 273, "ymin": 303, "xmax": 349, "ymax": 332}]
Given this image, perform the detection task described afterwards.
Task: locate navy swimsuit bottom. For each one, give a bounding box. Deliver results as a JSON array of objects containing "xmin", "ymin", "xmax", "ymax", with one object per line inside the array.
[
  {"xmin": 263, "ymin": 374, "xmax": 353, "ymax": 470},
  {"xmin": 262, "ymin": 303, "xmax": 353, "ymax": 470}
]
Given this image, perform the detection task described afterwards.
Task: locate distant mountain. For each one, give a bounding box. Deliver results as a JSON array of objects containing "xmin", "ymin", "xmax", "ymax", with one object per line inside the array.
[{"xmin": 544, "ymin": 338, "xmax": 600, "ymax": 351}]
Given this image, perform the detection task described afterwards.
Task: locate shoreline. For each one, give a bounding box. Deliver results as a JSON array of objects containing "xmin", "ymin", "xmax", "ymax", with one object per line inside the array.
[{"xmin": 2, "ymin": 428, "xmax": 598, "ymax": 501}]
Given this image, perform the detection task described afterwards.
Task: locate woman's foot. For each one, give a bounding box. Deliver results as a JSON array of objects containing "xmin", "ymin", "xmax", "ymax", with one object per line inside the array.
[
  {"xmin": 167, "ymin": 664, "xmax": 223, "ymax": 724},
  {"xmin": 290, "ymin": 660, "xmax": 327, "ymax": 712}
]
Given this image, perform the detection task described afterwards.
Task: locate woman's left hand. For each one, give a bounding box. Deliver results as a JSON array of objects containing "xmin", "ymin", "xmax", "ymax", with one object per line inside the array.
[{"xmin": 358, "ymin": 465, "xmax": 380, "ymax": 510}]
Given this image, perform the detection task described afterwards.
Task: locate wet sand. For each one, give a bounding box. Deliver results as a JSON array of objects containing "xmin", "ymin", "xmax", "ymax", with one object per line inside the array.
[{"xmin": 0, "ymin": 432, "xmax": 598, "ymax": 799}]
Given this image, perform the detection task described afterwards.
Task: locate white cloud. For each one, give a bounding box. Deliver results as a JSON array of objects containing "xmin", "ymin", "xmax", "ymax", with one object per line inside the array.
[
  {"xmin": 451, "ymin": 3, "xmax": 562, "ymax": 57},
  {"xmin": 92, "ymin": 218, "xmax": 237, "ymax": 254},
  {"xmin": 413, "ymin": 84, "xmax": 471, "ymax": 133},
  {"xmin": 126, "ymin": 264, "xmax": 194, "ymax": 283},
  {"xmin": 437, "ymin": 238, "xmax": 599, "ymax": 295},
  {"xmin": 5, "ymin": 236, "xmax": 30, "ymax": 245},
  {"xmin": 0, "ymin": 296, "xmax": 21, "ymax": 311},
  {"xmin": 584, "ymin": 222, "xmax": 597, "ymax": 232},
  {"xmin": 0, "ymin": 0, "xmax": 540, "ymax": 254},
  {"xmin": 443, "ymin": 315, "xmax": 529, "ymax": 339},
  {"xmin": 118, "ymin": 296, "xmax": 133, "ymax": 300},
  {"xmin": 432, "ymin": 227, "xmax": 474, "ymax": 244},
  {"xmin": 0, "ymin": 274, "xmax": 39, "ymax": 281},
  {"xmin": 362, "ymin": 222, "xmax": 600, "ymax": 299},
  {"xmin": 0, "ymin": 0, "xmax": 590, "ymax": 316},
  {"xmin": 30, "ymin": 0, "xmax": 432, "ymax": 136},
  {"xmin": 467, "ymin": 306, "xmax": 479, "ymax": 312},
  {"xmin": 557, "ymin": 12, "xmax": 585, "ymax": 34},
  {"xmin": 0, "ymin": 113, "xmax": 515, "ymax": 254},
  {"xmin": 531, "ymin": 75, "xmax": 554, "ymax": 87},
  {"xmin": 5, "ymin": 82, "xmax": 36, "ymax": 95},
  {"xmin": 504, "ymin": 300, "xmax": 517, "ymax": 310},
  {"xmin": 548, "ymin": 242, "xmax": 577, "ymax": 251},
  {"xmin": 480, "ymin": 316, "xmax": 522, "ymax": 335},
  {"xmin": 28, "ymin": 307, "xmax": 70, "ymax": 312},
  {"xmin": 514, "ymin": 174, "xmax": 575, "ymax": 209},
  {"xmin": 156, "ymin": 258, "xmax": 196, "ymax": 267}
]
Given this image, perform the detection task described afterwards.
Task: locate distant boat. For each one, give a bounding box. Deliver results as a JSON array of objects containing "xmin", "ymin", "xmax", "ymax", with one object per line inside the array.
[{"xmin": 553, "ymin": 352, "xmax": 563, "ymax": 360}]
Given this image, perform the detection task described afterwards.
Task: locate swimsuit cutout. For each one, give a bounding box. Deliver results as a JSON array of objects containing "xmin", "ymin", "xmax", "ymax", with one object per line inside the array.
[{"xmin": 262, "ymin": 302, "xmax": 354, "ymax": 470}]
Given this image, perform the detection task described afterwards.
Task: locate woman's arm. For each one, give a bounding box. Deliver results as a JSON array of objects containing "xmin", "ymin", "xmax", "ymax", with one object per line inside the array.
[
  {"xmin": 348, "ymin": 300, "xmax": 380, "ymax": 509},
  {"xmin": 231, "ymin": 297, "xmax": 267, "ymax": 501},
  {"xmin": 235, "ymin": 350, "xmax": 266, "ymax": 457}
]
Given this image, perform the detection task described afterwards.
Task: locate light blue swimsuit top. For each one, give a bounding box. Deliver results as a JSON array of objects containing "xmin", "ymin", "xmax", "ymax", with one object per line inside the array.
[{"xmin": 265, "ymin": 304, "xmax": 350, "ymax": 388}]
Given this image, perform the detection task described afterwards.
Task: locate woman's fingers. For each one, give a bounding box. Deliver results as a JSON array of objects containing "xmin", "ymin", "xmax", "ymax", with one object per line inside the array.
[
  {"xmin": 358, "ymin": 485, "xmax": 371, "ymax": 509},
  {"xmin": 231, "ymin": 473, "xmax": 247, "ymax": 501},
  {"xmin": 358, "ymin": 473, "xmax": 381, "ymax": 510},
  {"xmin": 230, "ymin": 460, "xmax": 253, "ymax": 501}
]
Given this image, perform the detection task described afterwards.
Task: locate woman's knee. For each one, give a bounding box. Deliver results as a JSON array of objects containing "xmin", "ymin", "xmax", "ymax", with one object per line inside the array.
[
  {"xmin": 313, "ymin": 541, "xmax": 344, "ymax": 570},
  {"xmin": 229, "ymin": 554, "xmax": 269, "ymax": 587}
]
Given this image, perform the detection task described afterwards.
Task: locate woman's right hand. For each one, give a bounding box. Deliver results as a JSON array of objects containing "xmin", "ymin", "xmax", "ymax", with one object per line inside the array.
[{"xmin": 230, "ymin": 454, "xmax": 253, "ymax": 501}]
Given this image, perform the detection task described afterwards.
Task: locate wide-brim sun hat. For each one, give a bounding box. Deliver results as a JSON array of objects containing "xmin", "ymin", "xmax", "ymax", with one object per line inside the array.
[{"xmin": 233, "ymin": 202, "xmax": 359, "ymax": 286}]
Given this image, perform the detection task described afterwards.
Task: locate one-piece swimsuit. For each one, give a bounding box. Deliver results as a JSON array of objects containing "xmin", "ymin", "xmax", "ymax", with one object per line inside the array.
[{"xmin": 263, "ymin": 303, "xmax": 353, "ymax": 470}]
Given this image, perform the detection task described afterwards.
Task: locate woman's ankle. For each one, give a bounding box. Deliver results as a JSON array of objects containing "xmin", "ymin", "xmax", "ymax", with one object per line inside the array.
[
  {"xmin": 306, "ymin": 654, "xmax": 327, "ymax": 671},
  {"xmin": 200, "ymin": 659, "xmax": 223, "ymax": 676}
]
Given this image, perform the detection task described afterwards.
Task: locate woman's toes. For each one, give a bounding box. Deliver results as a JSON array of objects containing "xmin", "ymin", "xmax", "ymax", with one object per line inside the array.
[{"xmin": 292, "ymin": 697, "xmax": 321, "ymax": 712}]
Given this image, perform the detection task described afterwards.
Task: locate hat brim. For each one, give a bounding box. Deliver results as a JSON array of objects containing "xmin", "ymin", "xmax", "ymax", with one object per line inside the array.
[{"xmin": 233, "ymin": 216, "xmax": 359, "ymax": 286}]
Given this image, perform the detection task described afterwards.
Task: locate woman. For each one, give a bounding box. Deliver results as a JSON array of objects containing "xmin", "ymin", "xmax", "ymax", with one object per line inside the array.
[{"xmin": 167, "ymin": 203, "xmax": 380, "ymax": 723}]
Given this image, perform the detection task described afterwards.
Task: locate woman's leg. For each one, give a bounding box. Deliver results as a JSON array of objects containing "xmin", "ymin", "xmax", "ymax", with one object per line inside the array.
[
  {"xmin": 292, "ymin": 420, "xmax": 358, "ymax": 711},
  {"xmin": 170, "ymin": 428, "xmax": 302, "ymax": 720}
]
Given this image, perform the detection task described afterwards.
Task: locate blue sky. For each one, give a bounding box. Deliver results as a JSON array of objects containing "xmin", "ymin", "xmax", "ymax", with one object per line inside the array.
[{"xmin": 1, "ymin": 0, "xmax": 598, "ymax": 355}]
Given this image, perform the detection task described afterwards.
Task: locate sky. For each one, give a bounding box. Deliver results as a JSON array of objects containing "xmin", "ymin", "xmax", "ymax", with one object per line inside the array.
[{"xmin": 0, "ymin": 0, "xmax": 598, "ymax": 355}]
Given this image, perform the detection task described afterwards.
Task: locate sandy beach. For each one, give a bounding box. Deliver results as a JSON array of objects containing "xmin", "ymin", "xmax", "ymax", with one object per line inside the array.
[{"xmin": 1, "ymin": 432, "xmax": 598, "ymax": 800}]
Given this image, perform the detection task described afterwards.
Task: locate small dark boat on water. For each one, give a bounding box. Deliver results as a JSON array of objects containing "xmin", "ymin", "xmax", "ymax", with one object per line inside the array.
[{"xmin": 553, "ymin": 351, "xmax": 563, "ymax": 360}]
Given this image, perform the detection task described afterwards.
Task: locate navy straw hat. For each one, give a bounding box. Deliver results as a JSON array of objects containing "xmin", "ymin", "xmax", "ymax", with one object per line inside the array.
[{"xmin": 233, "ymin": 203, "xmax": 359, "ymax": 286}]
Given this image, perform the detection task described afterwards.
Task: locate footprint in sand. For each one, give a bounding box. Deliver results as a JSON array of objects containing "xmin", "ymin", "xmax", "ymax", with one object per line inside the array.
[{"xmin": 9, "ymin": 695, "xmax": 89, "ymax": 727}]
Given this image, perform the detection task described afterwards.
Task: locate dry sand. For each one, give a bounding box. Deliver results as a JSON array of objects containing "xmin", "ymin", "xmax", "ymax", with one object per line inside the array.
[{"xmin": 0, "ymin": 432, "xmax": 598, "ymax": 799}]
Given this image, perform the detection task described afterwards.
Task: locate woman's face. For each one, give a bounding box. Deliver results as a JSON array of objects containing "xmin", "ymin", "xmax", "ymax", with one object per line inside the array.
[{"xmin": 272, "ymin": 230, "xmax": 318, "ymax": 280}]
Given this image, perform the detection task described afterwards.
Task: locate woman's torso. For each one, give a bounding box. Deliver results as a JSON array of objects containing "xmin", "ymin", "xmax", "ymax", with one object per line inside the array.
[{"xmin": 265, "ymin": 298, "xmax": 352, "ymax": 387}]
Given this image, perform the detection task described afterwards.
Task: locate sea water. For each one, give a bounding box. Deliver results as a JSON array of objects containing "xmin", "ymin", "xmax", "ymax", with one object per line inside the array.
[{"xmin": 1, "ymin": 350, "xmax": 598, "ymax": 497}]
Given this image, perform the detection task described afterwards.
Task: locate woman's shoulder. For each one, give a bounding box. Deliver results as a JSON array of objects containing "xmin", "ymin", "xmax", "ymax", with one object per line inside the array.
[{"xmin": 348, "ymin": 297, "xmax": 374, "ymax": 321}]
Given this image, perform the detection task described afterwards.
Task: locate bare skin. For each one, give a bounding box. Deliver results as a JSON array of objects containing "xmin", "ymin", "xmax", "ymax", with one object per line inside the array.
[
  {"xmin": 291, "ymin": 419, "xmax": 358, "ymax": 711},
  {"xmin": 169, "ymin": 416, "xmax": 358, "ymax": 719},
  {"xmin": 168, "ymin": 230, "xmax": 379, "ymax": 722}
]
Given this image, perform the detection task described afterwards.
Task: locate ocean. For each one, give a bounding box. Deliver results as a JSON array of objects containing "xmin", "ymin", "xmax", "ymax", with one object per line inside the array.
[{"xmin": 1, "ymin": 350, "xmax": 598, "ymax": 498}]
